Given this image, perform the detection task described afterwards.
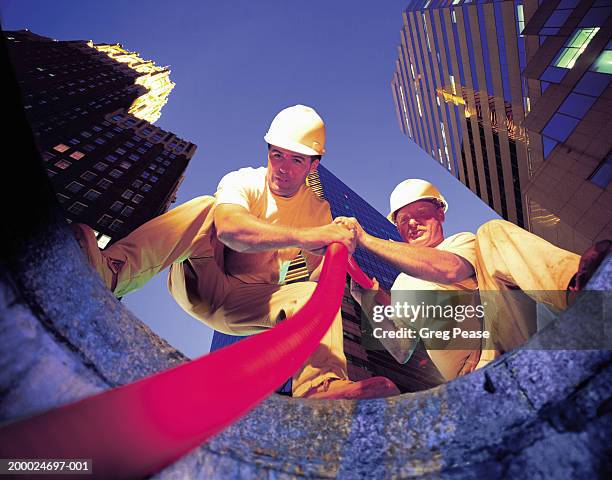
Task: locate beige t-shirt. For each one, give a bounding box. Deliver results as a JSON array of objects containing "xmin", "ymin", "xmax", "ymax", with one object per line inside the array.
[
  {"xmin": 390, "ymin": 232, "xmax": 478, "ymax": 293},
  {"xmin": 215, "ymin": 166, "xmax": 332, "ymax": 284}
]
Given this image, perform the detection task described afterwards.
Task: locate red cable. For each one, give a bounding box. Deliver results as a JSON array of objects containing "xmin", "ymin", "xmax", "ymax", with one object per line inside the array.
[{"xmin": 0, "ymin": 244, "xmax": 353, "ymax": 479}]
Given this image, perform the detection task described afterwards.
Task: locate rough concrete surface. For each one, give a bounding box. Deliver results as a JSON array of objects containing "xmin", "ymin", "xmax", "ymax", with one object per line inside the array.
[{"xmin": 0, "ymin": 219, "xmax": 610, "ymax": 479}]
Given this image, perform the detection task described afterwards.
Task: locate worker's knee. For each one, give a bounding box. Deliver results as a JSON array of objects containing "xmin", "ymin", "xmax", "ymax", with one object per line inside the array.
[{"xmin": 477, "ymin": 219, "xmax": 514, "ymax": 238}]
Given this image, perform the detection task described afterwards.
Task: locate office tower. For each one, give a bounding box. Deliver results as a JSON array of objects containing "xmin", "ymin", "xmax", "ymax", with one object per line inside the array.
[
  {"xmin": 210, "ymin": 165, "xmax": 444, "ymax": 393},
  {"xmin": 5, "ymin": 30, "xmax": 196, "ymax": 247},
  {"xmin": 520, "ymin": 0, "xmax": 611, "ymax": 251},
  {"xmin": 391, "ymin": 0, "xmax": 611, "ymax": 252}
]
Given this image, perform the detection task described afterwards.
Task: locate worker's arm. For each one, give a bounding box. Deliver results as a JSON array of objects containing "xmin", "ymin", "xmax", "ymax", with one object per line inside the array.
[
  {"xmin": 214, "ymin": 204, "xmax": 356, "ymax": 254},
  {"xmin": 351, "ymin": 279, "xmax": 417, "ymax": 364},
  {"xmin": 335, "ymin": 217, "xmax": 474, "ymax": 284}
]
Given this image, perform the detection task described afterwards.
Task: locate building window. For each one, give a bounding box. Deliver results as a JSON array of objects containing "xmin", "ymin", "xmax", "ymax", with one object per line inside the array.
[
  {"xmin": 110, "ymin": 201, "xmax": 124, "ymax": 212},
  {"xmin": 132, "ymin": 179, "xmax": 143, "ymax": 189},
  {"xmin": 132, "ymin": 194, "xmax": 144, "ymax": 204},
  {"xmin": 144, "ymin": 141, "xmax": 153, "ymax": 148},
  {"xmin": 104, "ymin": 131, "xmax": 115, "ymax": 139},
  {"xmin": 128, "ymin": 153, "xmax": 140, "ymax": 161},
  {"xmin": 140, "ymin": 171, "xmax": 150, "ymax": 179},
  {"xmin": 115, "ymin": 148, "xmax": 126, "ymax": 155},
  {"xmin": 67, "ymin": 202, "xmax": 88, "ymax": 215},
  {"xmin": 121, "ymin": 189, "xmax": 134, "ymax": 200},
  {"xmin": 66, "ymin": 181, "xmax": 84, "ymax": 193},
  {"xmin": 125, "ymin": 141, "xmax": 135, "ymax": 148},
  {"xmin": 92, "ymin": 126, "xmax": 102, "ymax": 132},
  {"xmin": 157, "ymin": 167, "xmax": 166, "ymax": 174},
  {"xmin": 105, "ymin": 154, "xmax": 118, "ymax": 163},
  {"xmin": 83, "ymin": 189, "xmax": 101, "ymax": 201},
  {"xmin": 553, "ymin": 28, "xmax": 601, "ymax": 69},
  {"xmin": 109, "ymin": 169, "xmax": 123, "ymax": 178},
  {"xmin": 588, "ymin": 153, "xmax": 612, "ymax": 188},
  {"xmin": 94, "ymin": 137, "xmax": 106, "ymax": 145},
  {"xmin": 81, "ymin": 171, "xmax": 97, "ymax": 182},
  {"xmin": 97, "ymin": 178, "xmax": 112, "ymax": 189},
  {"xmin": 53, "ymin": 143, "xmax": 69, "ymax": 153},
  {"xmin": 137, "ymin": 147, "xmax": 146, "ymax": 154},
  {"xmin": 591, "ymin": 48, "xmax": 612, "ymax": 74},
  {"xmin": 42, "ymin": 151, "xmax": 56, "ymax": 162},
  {"xmin": 81, "ymin": 131, "xmax": 92, "ymax": 138},
  {"xmin": 141, "ymin": 183, "xmax": 152, "ymax": 192},
  {"xmin": 150, "ymin": 175, "xmax": 159, "ymax": 183},
  {"xmin": 97, "ymin": 234, "xmax": 112, "ymax": 249},
  {"xmin": 93, "ymin": 162, "xmax": 108, "ymax": 172},
  {"xmin": 98, "ymin": 214, "xmax": 113, "ymax": 227},
  {"xmin": 148, "ymin": 164, "xmax": 157, "ymax": 171},
  {"xmin": 69, "ymin": 138, "xmax": 80, "ymax": 145},
  {"xmin": 46, "ymin": 169, "xmax": 57, "ymax": 178},
  {"xmin": 70, "ymin": 151, "xmax": 84, "ymax": 160},
  {"xmin": 55, "ymin": 159, "xmax": 72, "ymax": 170},
  {"xmin": 121, "ymin": 206, "xmax": 135, "ymax": 217},
  {"xmin": 83, "ymin": 144, "xmax": 96, "ymax": 152},
  {"xmin": 109, "ymin": 219, "xmax": 124, "ymax": 232},
  {"xmin": 57, "ymin": 193, "xmax": 70, "ymax": 204}
]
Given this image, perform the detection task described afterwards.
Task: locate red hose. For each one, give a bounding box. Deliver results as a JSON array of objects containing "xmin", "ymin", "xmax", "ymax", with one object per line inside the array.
[
  {"xmin": 348, "ymin": 256, "xmax": 374, "ymax": 289},
  {"xmin": 0, "ymin": 244, "xmax": 352, "ymax": 479}
]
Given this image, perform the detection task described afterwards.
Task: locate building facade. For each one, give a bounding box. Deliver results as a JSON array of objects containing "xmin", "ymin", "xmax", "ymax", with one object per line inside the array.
[
  {"xmin": 210, "ymin": 165, "xmax": 444, "ymax": 394},
  {"xmin": 6, "ymin": 30, "xmax": 196, "ymax": 248},
  {"xmin": 391, "ymin": 0, "xmax": 611, "ymax": 252}
]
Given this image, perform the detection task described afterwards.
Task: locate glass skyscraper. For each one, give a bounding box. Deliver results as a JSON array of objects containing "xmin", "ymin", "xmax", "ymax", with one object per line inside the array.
[
  {"xmin": 391, "ymin": 0, "xmax": 610, "ymax": 253},
  {"xmin": 210, "ymin": 165, "xmax": 444, "ymax": 394}
]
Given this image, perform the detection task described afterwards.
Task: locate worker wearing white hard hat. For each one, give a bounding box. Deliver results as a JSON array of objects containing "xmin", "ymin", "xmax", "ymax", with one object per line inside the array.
[
  {"xmin": 335, "ymin": 179, "xmax": 604, "ymax": 382},
  {"xmin": 72, "ymin": 104, "xmax": 399, "ymax": 400}
]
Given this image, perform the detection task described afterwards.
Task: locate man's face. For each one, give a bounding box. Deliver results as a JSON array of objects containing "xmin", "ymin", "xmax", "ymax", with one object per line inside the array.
[
  {"xmin": 395, "ymin": 199, "xmax": 445, "ymax": 247},
  {"xmin": 266, "ymin": 145, "xmax": 319, "ymax": 197}
]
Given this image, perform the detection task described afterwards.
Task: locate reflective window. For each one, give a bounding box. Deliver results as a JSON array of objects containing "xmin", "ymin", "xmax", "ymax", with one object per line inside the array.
[
  {"xmin": 67, "ymin": 202, "xmax": 87, "ymax": 215},
  {"xmin": 110, "ymin": 201, "xmax": 124, "ymax": 212},
  {"xmin": 574, "ymin": 71, "xmax": 611, "ymax": 96},
  {"xmin": 540, "ymin": 66, "xmax": 567, "ymax": 83},
  {"xmin": 109, "ymin": 169, "xmax": 123, "ymax": 178},
  {"xmin": 80, "ymin": 171, "xmax": 97, "ymax": 182},
  {"xmin": 55, "ymin": 159, "xmax": 71, "ymax": 170},
  {"xmin": 558, "ymin": 93, "xmax": 596, "ymax": 119},
  {"xmin": 589, "ymin": 153, "xmax": 612, "ymax": 188},
  {"xmin": 542, "ymin": 113, "xmax": 580, "ymax": 142},
  {"xmin": 97, "ymin": 178, "xmax": 112, "ymax": 189},
  {"xmin": 579, "ymin": 7, "xmax": 612, "ymax": 28},
  {"xmin": 93, "ymin": 162, "xmax": 108, "ymax": 172},
  {"xmin": 97, "ymin": 214, "xmax": 113, "ymax": 227}
]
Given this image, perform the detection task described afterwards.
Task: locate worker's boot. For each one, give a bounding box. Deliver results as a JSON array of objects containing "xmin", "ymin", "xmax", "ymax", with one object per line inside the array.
[
  {"xmin": 567, "ymin": 239, "xmax": 611, "ymax": 305},
  {"xmin": 301, "ymin": 376, "xmax": 400, "ymax": 400}
]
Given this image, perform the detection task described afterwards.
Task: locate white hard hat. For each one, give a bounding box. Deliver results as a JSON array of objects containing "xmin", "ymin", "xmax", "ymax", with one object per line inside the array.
[
  {"xmin": 387, "ymin": 179, "xmax": 448, "ymax": 224},
  {"xmin": 264, "ymin": 105, "xmax": 326, "ymax": 156}
]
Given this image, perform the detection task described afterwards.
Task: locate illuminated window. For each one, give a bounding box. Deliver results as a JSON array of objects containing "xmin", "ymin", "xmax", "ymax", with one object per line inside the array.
[
  {"xmin": 591, "ymin": 49, "xmax": 612, "ymax": 74},
  {"xmin": 516, "ymin": 4, "xmax": 525, "ymax": 37},
  {"xmin": 53, "ymin": 143, "xmax": 69, "ymax": 152},
  {"xmin": 415, "ymin": 93, "xmax": 423, "ymax": 117},
  {"xmin": 121, "ymin": 189, "xmax": 134, "ymax": 200},
  {"xmin": 553, "ymin": 28, "xmax": 600, "ymax": 69},
  {"xmin": 97, "ymin": 235, "xmax": 112, "ymax": 249},
  {"xmin": 70, "ymin": 151, "xmax": 84, "ymax": 160},
  {"xmin": 119, "ymin": 160, "xmax": 131, "ymax": 169},
  {"xmin": 132, "ymin": 194, "xmax": 144, "ymax": 204},
  {"xmin": 109, "ymin": 169, "xmax": 123, "ymax": 178},
  {"xmin": 132, "ymin": 179, "xmax": 143, "ymax": 189}
]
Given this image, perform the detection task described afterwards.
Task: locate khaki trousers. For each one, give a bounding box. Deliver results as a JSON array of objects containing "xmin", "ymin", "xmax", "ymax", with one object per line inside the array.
[
  {"xmin": 74, "ymin": 196, "xmax": 348, "ymax": 397},
  {"xmin": 473, "ymin": 219, "xmax": 580, "ymax": 368},
  {"xmin": 426, "ymin": 219, "xmax": 580, "ymax": 379}
]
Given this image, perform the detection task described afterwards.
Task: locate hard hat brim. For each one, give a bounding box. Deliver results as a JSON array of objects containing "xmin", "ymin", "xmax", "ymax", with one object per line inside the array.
[
  {"xmin": 264, "ymin": 133, "xmax": 325, "ymax": 157},
  {"xmin": 387, "ymin": 196, "xmax": 448, "ymax": 224}
]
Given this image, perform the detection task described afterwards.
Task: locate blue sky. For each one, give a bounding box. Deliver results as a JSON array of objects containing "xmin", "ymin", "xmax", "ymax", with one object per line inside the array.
[{"xmin": 2, "ymin": 0, "xmax": 500, "ymax": 358}]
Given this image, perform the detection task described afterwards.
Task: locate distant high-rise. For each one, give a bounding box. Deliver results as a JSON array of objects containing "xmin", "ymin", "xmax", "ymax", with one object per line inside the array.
[
  {"xmin": 391, "ymin": 0, "xmax": 611, "ymax": 252},
  {"xmin": 211, "ymin": 165, "xmax": 444, "ymax": 394},
  {"xmin": 6, "ymin": 30, "xmax": 196, "ymax": 247}
]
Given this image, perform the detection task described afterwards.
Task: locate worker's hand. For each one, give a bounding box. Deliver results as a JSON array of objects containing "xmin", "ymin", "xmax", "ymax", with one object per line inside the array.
[
  {"xmin": 350, "ymin": 277, "xmax": 379, "ymax": 306},
  {"xmin": 298, "ymin": 223, "xmax": 357, "ymax": 255},
  {"xmin": 333, "ymin": 216, "xmax": 367, "ymax": 245}
]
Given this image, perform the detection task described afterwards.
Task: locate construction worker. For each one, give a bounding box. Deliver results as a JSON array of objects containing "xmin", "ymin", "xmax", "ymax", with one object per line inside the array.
[
  {"xmin": 338, "ymin": 179, "xmax": 610, "ymax": 381},
  {"xmin": 72, "ymin": 105, "xmax": 399, "ymax": 399}
]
